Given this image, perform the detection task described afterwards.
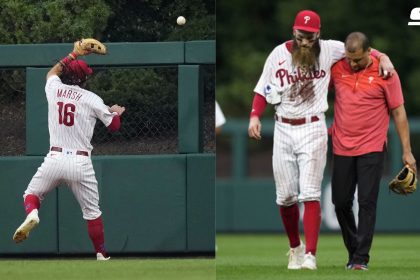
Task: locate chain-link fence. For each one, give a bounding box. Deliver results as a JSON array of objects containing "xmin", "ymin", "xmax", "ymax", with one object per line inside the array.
[
  {"xmin": 0, "ymin": 65, "xmax": 215, "ymax": 156},
  {"xmin": 0, "ymin": 69, "xmax": 26, "ymax": 156},
  {"xmin": 87, "ymin": 67, "xmax": 179, "ymax": 155}
]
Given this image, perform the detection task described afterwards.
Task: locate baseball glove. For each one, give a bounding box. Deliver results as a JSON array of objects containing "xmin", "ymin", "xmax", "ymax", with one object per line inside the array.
[
  {"xmin": 389, "ymin": 165, "xmax": 417, "ymax": 195},
  {"xmin": 73, "ymin": 38, "xmax": 107, "ymax": 56}
]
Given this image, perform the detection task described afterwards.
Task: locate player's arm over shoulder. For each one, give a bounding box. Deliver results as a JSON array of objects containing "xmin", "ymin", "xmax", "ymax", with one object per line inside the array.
[
  {"xmin": 384, "ymin": 70, "xmax": 404, "ymax": 109},
  {"xmin": 322, "ymin": 39, "xmax": 345, "ymax": 63}
]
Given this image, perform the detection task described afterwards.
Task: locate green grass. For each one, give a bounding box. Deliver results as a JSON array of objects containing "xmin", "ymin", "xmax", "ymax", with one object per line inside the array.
[
  {"xmin": 217, "ymin": 233, "xmax": 420, "ymax": 280},
  {"xmin": 0, "ymin": 258, "xmax": 215, "ymax": 280}
]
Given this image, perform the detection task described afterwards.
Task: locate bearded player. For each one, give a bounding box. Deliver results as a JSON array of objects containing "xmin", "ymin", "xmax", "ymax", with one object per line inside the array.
[
  {"xmin": 12, "ymin": 40, "xmax": 125, "ymax": 260},
  {"xmin": 248, "ymin": 10, "xmax": 395, "ymax": 270}
]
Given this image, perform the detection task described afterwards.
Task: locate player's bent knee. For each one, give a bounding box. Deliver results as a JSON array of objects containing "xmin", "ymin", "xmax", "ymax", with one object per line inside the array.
[
  {"xmin": 82, "ymin": 208, "xmax": 102, "ymax": 220},
  {"xmin": 23, "ymin": 191, "xmax": 44, "ymax": 201},
  {"xmin": 276, "ymin": 196, "xmax": 298, "ymax": 206}
]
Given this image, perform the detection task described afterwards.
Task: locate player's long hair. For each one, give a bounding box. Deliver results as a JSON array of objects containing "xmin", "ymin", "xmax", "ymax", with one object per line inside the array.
[
  {"xmin": 60, "ymin": 60, "xmax": 93, "ymax": 87},
  {"xmin": 291, "ymin": 39, "xmax": 321, "ymax": 71}
]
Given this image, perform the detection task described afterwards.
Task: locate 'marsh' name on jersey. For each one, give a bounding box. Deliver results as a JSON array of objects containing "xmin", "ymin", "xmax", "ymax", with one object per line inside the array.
[{"xmin": 56, "ymin": 89, "xmax": 83, "ymax": 101}]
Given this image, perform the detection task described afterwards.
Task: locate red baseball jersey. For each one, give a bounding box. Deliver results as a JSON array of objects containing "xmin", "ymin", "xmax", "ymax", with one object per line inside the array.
[{"xmin": 330, "ymin": 56, "xmax": 404, "ymax": 156}]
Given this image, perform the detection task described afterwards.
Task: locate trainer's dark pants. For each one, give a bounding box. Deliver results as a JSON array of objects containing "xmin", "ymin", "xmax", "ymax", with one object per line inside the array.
[{"xmin": 331, "ymin": 151, "xmax": 385, "ymax": 265}]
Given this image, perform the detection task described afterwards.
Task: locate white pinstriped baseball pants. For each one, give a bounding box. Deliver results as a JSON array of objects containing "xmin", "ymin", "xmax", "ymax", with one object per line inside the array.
[
  {"xmin": 272, "ymin": 115, "xmax": 327, "ymax": 206},
  {"xmin": 24, "ymin": 150, "xmax": 102, "ymax": 220}
]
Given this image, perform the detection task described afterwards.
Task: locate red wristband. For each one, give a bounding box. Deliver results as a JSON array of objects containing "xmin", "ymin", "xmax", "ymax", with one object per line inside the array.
[
  {"xmin": 59, "ymin": 52, "xmax": 78, "ymax": 67},
  {"xmin": 69, "ymin": 52, "xmax": 78, "ymax": 60},
  {"xmin": 59, "ymin": 56, "xmax": 72, "ymax": 67}
]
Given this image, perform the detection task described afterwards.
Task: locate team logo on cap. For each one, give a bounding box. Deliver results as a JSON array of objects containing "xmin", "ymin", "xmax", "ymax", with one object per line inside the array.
[{"xmin": 304, "ymin": 16, "xmax": 310, "ymax": 24}]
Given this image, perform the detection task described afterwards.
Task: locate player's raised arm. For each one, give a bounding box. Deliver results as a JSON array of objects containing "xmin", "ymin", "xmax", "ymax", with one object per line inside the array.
[
  {"xmin": 46, "ymin": 39, "xmax": 106, "ymax": 80},
  {"xmin": 47, "ymin": 42, "xmax": 80, "ymax": 80}
]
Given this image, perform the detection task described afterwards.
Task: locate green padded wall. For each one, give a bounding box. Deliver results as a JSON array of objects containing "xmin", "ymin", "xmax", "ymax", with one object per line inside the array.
[
  {"xmin": 178, "ymin": 65, "xmax": 203, "ymax": 153},
  {"xmin": 186, "ymin": 154, "xmax": 215, "ymax": 251},
  {"xmin": 0, "ymin": 155, "xmax": 214, "ymax": 254},
  {"xmin": 0, "ymin": 157, "xmax": 58, "ymax": 254},
  {"xmin": 185, "ymin": 41, "xmax": 216, "ymax": 64},
  {"xmin": 58, "ymin": 155, "xmax": 187, "ymax": 253},
  {"xmin": 0, "ymin": 42, "xmax": 185, "ymax": 67},
  {"xmin": 0, "ymin": 41, "xmax": 216, "ymax": 67},
  {"xmin": 216, "ymin": 178, "xmax": 420, "ymax": 232},
  {"xmin": 26, "ymin": 68, "xmax": 50, "ymax": 156}
]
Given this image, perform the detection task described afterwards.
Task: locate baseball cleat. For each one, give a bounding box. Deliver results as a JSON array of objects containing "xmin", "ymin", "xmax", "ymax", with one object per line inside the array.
[
  {"xmin": 301, "ymin": 252, "xmax": 317, "ymax": 270},
  {"xmin": 13, "ymin": 209, "xmax": 40, "ymax": 243},
  {"xmin": 286, "ymin": 241, "xmax": 305, "ymax": 269},
  {"xmin": 97, "ymin": 252, "xmax": 111, "ymax": 261}
]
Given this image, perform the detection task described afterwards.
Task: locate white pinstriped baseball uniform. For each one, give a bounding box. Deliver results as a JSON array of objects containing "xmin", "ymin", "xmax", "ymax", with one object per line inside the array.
[
  {"xmin": 254, "ymin": 40, "xmax": 344, "ymax": 206},
  {"xmin": 24, "ymin": 75, "xmax": 117, "ymax": 220}
]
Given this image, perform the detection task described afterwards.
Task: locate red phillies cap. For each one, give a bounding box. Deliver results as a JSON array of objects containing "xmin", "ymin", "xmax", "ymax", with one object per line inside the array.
[
  {"xmin": 67, "ymin": 60, "xmax": 93, "ymax": 80},
  {"xmin": 293, "ymin": 10, "xmax": 321, "ymax": 32}
]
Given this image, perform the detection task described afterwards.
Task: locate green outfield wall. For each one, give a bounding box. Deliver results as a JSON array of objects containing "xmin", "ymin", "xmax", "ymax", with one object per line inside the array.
[
  {"xmin": 0, "ymin": 154, "xmax": 214, "ymax": 254},
  {"xmin": 0, "ymin": 41, "xmax": 215, "ymax": 255}
]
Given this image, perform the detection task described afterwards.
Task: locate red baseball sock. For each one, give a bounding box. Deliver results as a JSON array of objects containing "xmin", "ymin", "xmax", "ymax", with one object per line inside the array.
[
  {"xmin": 24, "ymin": 194, "xmax": 40, "ymax": 215},
  {"xmin": 279, "ymin": 203, "xmax": 301, "ymax": 248},
  {"xmin": 303, "ymin": 201, "xmax": 321, "ymax": 255},
  {"xmin": 87, "ymin": 216, "xmax": 107, "ymax": 256}
]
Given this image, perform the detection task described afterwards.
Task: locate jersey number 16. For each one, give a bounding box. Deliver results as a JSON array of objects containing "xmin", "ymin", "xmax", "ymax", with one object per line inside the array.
[{"xmin": 57, "ymin": 102, "xmax": 75, "ymax": 126}]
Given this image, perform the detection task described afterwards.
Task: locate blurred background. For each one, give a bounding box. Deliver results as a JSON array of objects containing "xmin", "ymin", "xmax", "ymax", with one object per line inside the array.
[{"xmin": 216, "ymin": 0, "xmax": 420, "ymax": 232}]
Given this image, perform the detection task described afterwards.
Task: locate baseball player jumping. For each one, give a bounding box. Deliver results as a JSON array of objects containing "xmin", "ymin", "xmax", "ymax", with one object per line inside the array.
[
  {"xmin": 13, "ymin": 40, "xmax": 125, "ymax": 260},
  {"xmin": 248, "ymin": 10, "xmax": 395, "ymax": 270}
]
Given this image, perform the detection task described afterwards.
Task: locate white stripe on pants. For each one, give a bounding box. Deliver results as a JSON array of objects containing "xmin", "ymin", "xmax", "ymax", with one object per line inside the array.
[
  {"xmin": 272, "ymin": 116, "xmax": 327, "ymax": 206},
  {"xmin": 25, "ymin": 151, "xmax": 102, "ymax": 220}
]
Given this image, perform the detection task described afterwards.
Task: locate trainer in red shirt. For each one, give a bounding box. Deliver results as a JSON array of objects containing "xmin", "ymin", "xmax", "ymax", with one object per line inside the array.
[
  {"xmin": 331, "ymin": 47, "xmax": 404, "ymax": 156},
  {"xmin": 329, "ymin": 32, "xmax": 416, "ymax": 271}
]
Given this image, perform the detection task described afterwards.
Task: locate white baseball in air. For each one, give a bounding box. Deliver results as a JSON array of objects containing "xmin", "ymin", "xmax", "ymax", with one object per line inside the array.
[{"xmin": 177, "ymin": 16, "xmax": 186, "ymax": 25}]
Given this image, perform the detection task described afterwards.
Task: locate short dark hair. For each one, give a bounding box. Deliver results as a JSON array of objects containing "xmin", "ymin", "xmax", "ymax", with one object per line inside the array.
[{"xmin": 345, "ymin": 32, "xmax": 370, "ymax": 53}]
